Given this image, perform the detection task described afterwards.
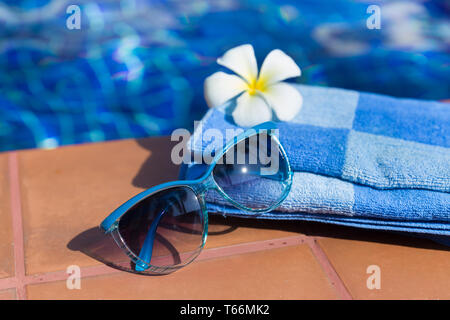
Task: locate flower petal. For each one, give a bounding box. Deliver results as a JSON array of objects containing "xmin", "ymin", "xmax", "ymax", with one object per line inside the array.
[
  {"xmin": 204, "ymin": 71, "xmax": 247, "ymax": 108},
  {"xmin": 232, "ymin": 92, "xmax": 272, "ymax": 127},
  {"xmin": 258, "ymin": 49, "xmax": 301, "ymax": 86},
  {"xmin": 217, "ymin": 44, "xmax": 258, "ymax": 83},
  {"xmin": 261, "ymin": 82, "xmax": 302, "ymax": 121}
]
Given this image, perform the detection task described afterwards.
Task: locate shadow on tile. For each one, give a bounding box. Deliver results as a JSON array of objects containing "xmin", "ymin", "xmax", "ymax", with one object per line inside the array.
[
  {"xmin": 210, "ymin": 215, "xmax": 450, "ymax": 251},
  {"xmin": 67, "ymin": 221, "xmax": 239, "ymax": 276},
  {"xmin": 67, "ymin": 227, "xmax": 153, "ymax": 275},
  {"xmin": 132, "ymin": 137, "xmax": 180, "ymax": 189},
  {"xmin": 67, "ymin": 227, "xmax": 190, "ymax": 276}
]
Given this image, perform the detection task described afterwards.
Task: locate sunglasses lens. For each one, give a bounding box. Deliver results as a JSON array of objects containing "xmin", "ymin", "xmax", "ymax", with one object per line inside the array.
[
  {"xmin": 117, "ymin": 186, "xmax": 204, "ymax": 272},
  {"xmin": 212, "ymin": 132, "xmax": 290, "ymax": 211}
]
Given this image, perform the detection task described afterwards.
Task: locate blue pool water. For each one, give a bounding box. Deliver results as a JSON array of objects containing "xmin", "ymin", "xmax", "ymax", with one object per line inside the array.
[{"xmin": 0, "ymin": 0, "xmax": 449, "ymax": 151}]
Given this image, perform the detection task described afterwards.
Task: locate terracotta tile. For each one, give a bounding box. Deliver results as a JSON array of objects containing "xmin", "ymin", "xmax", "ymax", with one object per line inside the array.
[
  {"xmin": 27, "ymin": 244, "xmax": 338, "ymax": 300},
  {"xmin": 0, "ymin": 153, "xmax": 14, "ymax": 279},
  {"xmin": 19, "ymin": 137, "xmax": 179, "ymax": 275},
  {"xmin": 318, "ymin": 231, "xmax": 450, "ymax": 299},
  {"xmin": 0, "ymin": 289, "xmax": 16, "ymax": 300}
]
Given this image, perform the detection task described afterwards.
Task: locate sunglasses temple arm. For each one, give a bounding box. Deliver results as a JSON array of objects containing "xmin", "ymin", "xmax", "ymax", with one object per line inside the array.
[{"xmin": 134, "ymin": 207, "xmax": 168, "ymax": 272}]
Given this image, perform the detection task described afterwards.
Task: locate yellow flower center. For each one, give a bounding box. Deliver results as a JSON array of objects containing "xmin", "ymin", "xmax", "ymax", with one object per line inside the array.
[{"xmin": 247, "ymin": 77, "xmax": 266, "ymax": 95}]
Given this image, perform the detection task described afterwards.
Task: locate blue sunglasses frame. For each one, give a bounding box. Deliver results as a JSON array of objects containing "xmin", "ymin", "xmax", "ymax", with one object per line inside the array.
[{"xmin": 100, "ymin": 121, "xmax": 293, "ymax": 274}]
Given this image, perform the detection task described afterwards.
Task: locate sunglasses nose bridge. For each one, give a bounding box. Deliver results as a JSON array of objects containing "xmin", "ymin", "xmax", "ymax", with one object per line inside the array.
[{"xmin": 194, "ymin": 174, "xmax": 217, "ymax": 195}]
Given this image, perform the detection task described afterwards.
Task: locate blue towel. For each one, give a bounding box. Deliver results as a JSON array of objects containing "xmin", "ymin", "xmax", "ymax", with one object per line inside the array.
[{"xmin": 182, "ymin": 84, "xmax": 450, "ymax": 236}]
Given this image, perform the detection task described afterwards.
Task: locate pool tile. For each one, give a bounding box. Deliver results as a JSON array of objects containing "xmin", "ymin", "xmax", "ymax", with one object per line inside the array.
[
  {"xmin": 27, "ymin": 244, "xmax": 338, "ymax": 300},
  {"xmin": 318, "ymin": 231, "xmax": 450, "ymax": 299},
  {"xmin": 19, "ymin": 137, "xmax": 179, "ymax": 275},
  {"xmin": 0, "ymin": 153, "xmax": 14, "ymax": 279},
  {"xmin": 0, "ymin": 289, "xmax": 16, "ymax": 300}
]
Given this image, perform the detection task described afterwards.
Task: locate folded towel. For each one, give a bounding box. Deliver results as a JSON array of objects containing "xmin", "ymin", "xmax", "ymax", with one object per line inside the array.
[{"xmin": 181, "ymin": 84, "xmax": 450, "ymax": 236}]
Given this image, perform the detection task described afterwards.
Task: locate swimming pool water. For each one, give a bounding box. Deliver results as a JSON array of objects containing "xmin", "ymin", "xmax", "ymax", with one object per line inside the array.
[{"xmin": 0, "ymin": 0, "xmax": 449, "ymax": 151}]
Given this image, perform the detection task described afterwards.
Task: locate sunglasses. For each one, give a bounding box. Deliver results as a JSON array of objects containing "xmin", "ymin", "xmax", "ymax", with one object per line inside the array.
[{"xmin": 100, "ymin": 122, "xmax": 293, "ymax": 274}]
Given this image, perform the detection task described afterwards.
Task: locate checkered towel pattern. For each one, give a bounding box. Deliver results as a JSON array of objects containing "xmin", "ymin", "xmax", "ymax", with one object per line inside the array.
[{"xmin": 186, "ymin": 84, "xmax": 450, "ymax": 236}]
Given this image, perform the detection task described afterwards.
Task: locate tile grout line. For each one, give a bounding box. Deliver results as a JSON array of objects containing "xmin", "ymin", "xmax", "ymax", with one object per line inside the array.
[
  {"xmin": 28, "ymin": 235, "xmax": 309, "ymax": 285},
  {"xmin": 24, "ymin": 265, "xmax": 122, "ymax": 286},
  {"xmin": 0, "ymin": 235, "xmax": 308, "ymax": 289},
  {"xmin": 199, "ymin": 235, "xmax": 307, "ymax": 261},
  {"xmin": 0, "ymin": 233, "xmax": 353, "ymax": 300},
  {"xmin": 305, "ymin": 237, "xmax": 352, "ymax": 300},
  {"xmin": 8, "ymin": 152, "xmax": 27, "ymax": 300}
]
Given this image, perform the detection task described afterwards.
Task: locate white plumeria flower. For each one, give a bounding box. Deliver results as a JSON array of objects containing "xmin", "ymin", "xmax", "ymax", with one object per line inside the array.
[{"xmin": 204, "ymin": 44, "xmax": 303, "ymax": 127}]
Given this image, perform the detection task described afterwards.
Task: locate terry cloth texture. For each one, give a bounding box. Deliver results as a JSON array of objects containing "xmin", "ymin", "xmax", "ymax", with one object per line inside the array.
[{"xmin": 182, "ymin": 84, "xmax": 450, "ymax": 236}]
